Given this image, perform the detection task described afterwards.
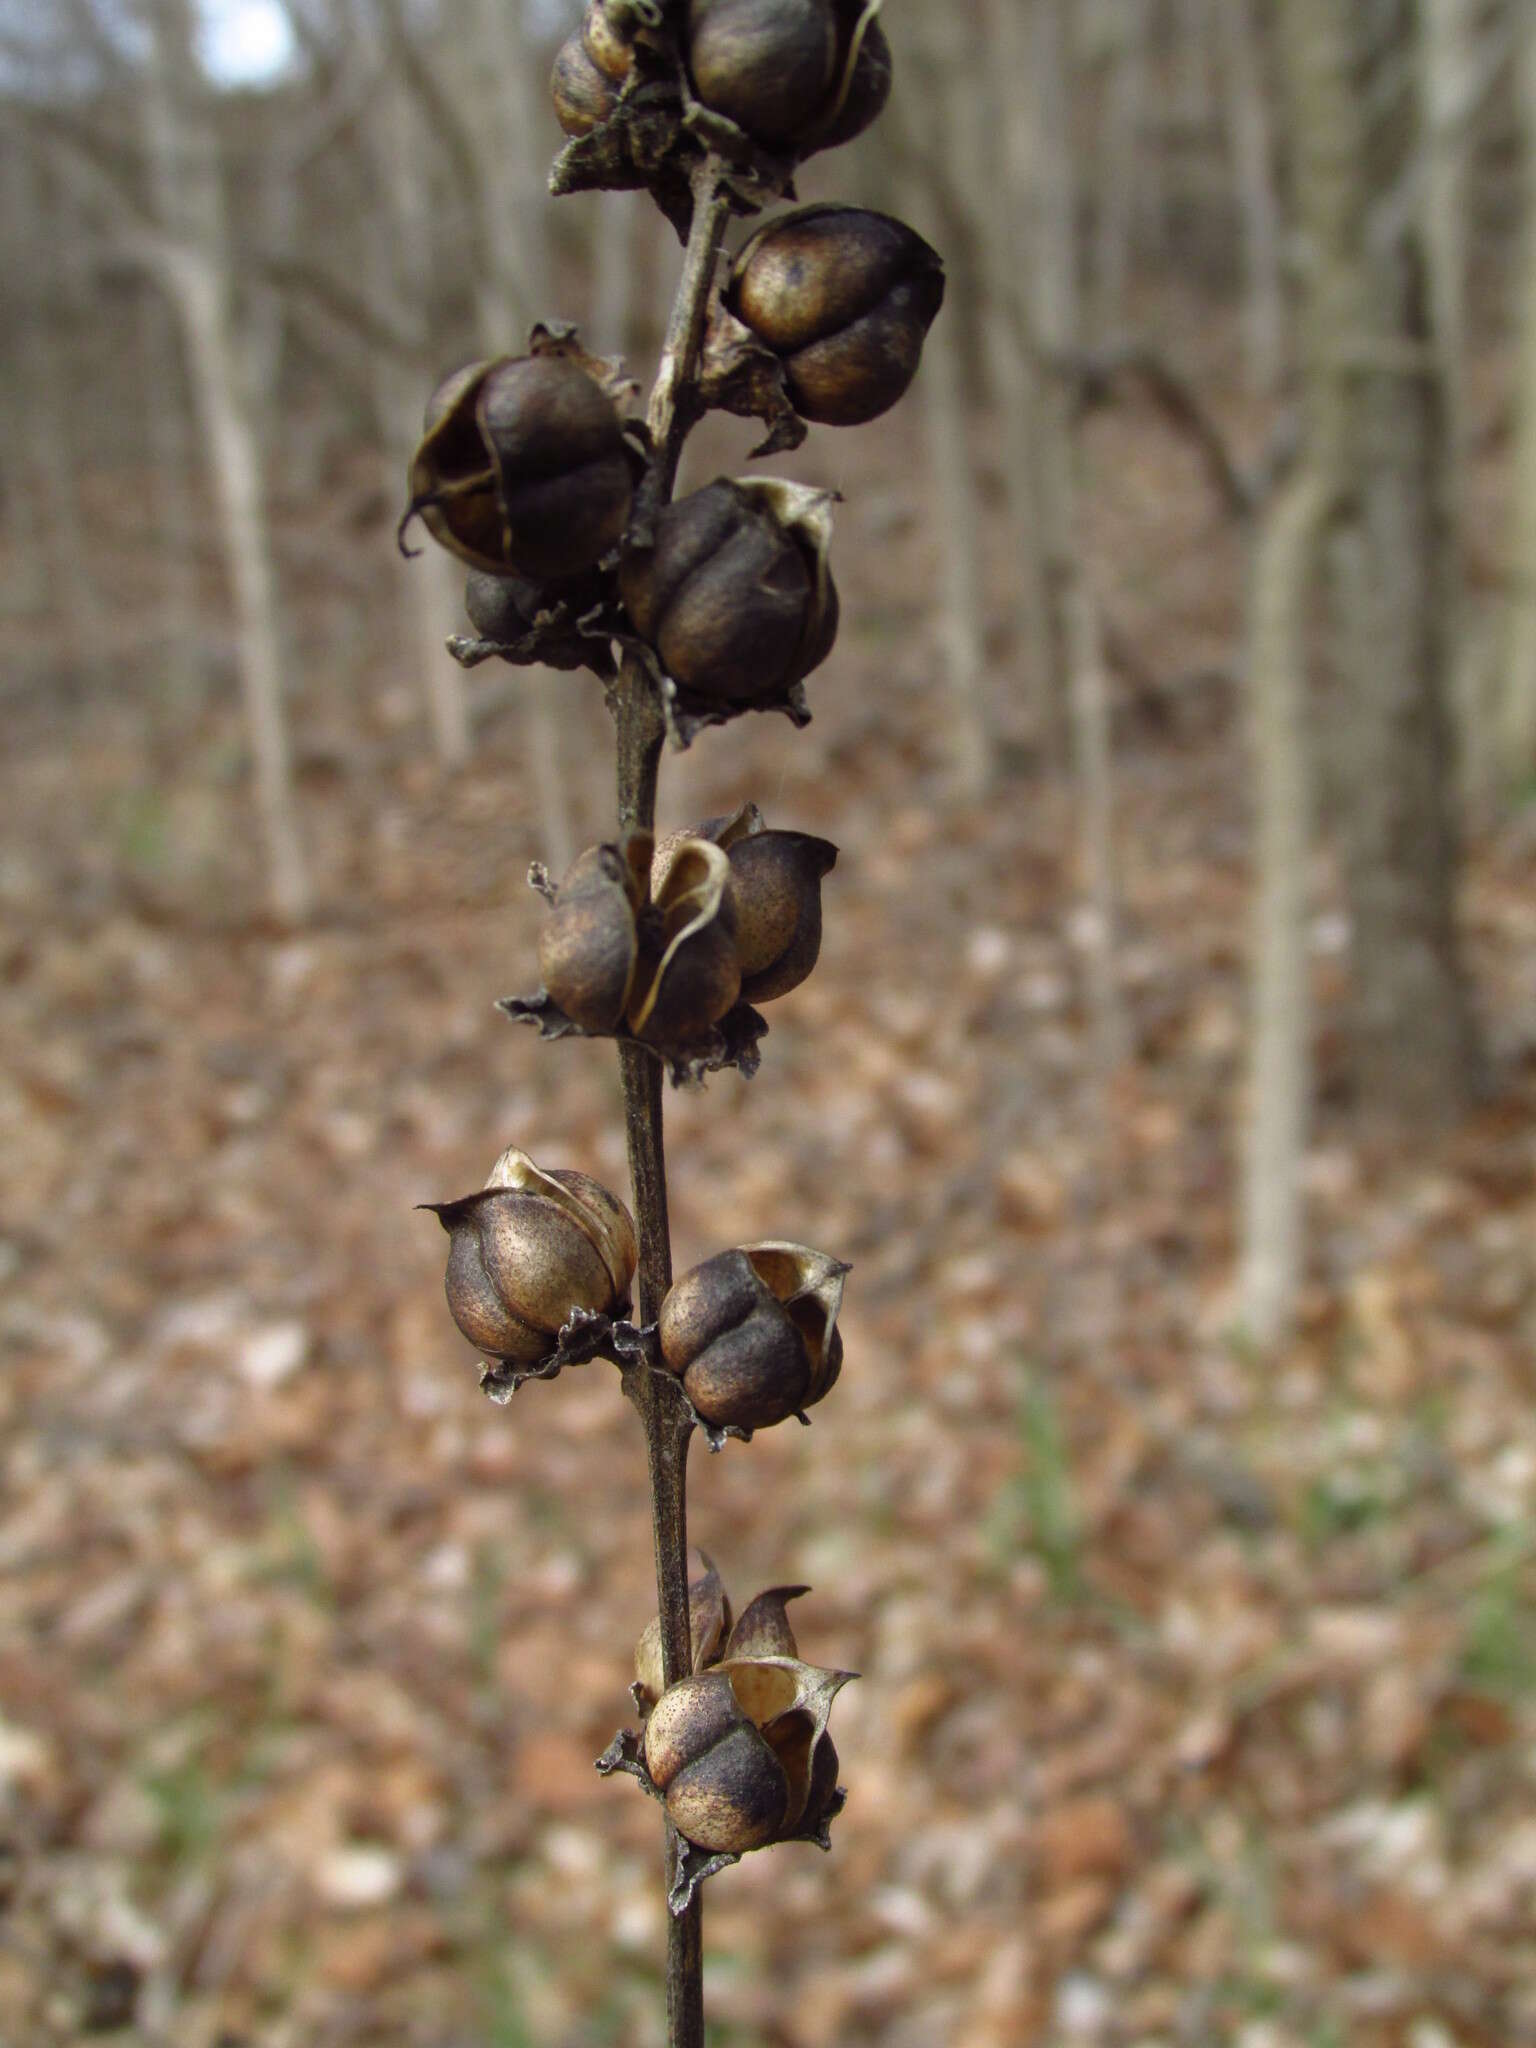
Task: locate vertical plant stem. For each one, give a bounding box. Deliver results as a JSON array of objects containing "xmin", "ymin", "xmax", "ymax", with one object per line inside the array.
[{"xmin": 611, "ymin": 149, "xmax": 733, "ymax": 2048}]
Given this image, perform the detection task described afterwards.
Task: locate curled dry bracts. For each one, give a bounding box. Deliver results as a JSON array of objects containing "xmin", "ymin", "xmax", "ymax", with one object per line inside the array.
[
  {"xmin": 618, "ymin": 477, "xmax": 838, "ymax": 719},
  {"xmin": 728, "ymin": 204, "xmax": 945, "ymax": 426},
  {"xmin": 659, "ymin": 1241, "xmax": 847, "ymax": 1436},
  {"xmin": 605, "ymin": 1555, "xmax": 853, "ymax": 1894},
  {"xmin": 402, "ymin": 341, "xmax": 639, "ymax": 581},
  {"xmin": 425, "ymin": 1146, "xmax": 637, "ymax": 1390}
]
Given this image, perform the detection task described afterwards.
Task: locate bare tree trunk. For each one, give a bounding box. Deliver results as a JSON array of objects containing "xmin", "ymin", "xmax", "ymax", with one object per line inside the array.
[
  {"xmin": 1216, "ymin": 0, "xmax": 1285, "ymax": 396},
  {"xmin": 1239, "ymin": 471, "xmax": 1324, "ymax": 1346},
  {"xmin": 1280, "ymin": 0, "xmax": 1480, "ymax": 1124},
  {"xmin": 6, "ymin": 149, "xmax": 101, "ymax": 656},
  {"xmin": 144, "ymin": 0, "xmax": 309, "ymax": 923},
  {"xmin": 1031, "ymin": 0, "xmax": 1126, "ymax": 1072},
  {"xmin": 370, "ymin": 66, "xmax": 472, "ymax": 767},
  {"xmin": 1420, "ymin": 0, "xmax": 1477, "ymax": 468},
  {"xmin": 1174, "ymin": 0, "xmax": 1214, "ymax": 126},
  {"xmin": 1094, "ymin": 0, "xmax": 1151, "ymax": 339},
  {"xmin": 909, "ymin": 8, "xmax": 992, "ymax": 798},
  {"xmin": 138, "ymin": 285, "xmax": 204, "ymax": 704},
  {"xmin": 981, "ymin": 0, "xmax": 1063, "ymax": 754},
  {"xmin": 1504, "ymin": 2, "xmax": 1536, "ymax": 775}
]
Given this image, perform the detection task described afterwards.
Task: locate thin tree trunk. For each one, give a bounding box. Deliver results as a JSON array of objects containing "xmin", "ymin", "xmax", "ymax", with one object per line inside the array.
[
  {"xmin": 144, "ymin": 0, "xmax": 309, "ymax": 923},
  {"xmin": 1239, "ymin": 471, "xmax": 1324, "ymax": 1346},
  {"xmin": 1279, "ymin": 0, "xmax": 1480, "ymax": 1124},
  {"xmin": 910, "ymin": 9, "xmax": 992, "ymax": 798},
  {"xmin": 981, "ymin": 0, "xmax": 1063, "ymax": 754},
  {"xmin": 1216, "ymin": 0, "xmax": 1285, "ymax": 396},
  {"xmin": 1094, "ymin": 0, "xmax": 1151, "ymax": 339},
  {"xmin": 1031, "ymin": 0, "xmax": 1126, "ymax": 1074},
  {"xmin": 1504, "ymin": 2, "xmax": 1536, "ymax": 775}
]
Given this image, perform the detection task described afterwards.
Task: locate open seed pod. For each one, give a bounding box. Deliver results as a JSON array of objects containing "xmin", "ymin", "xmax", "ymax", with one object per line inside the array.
[
  {"xmin": 657, "ymin": 804, "xmax": 837, "ymax": 1004},
  {"xmin": 404, "ymin": 351, "xmax": 635, "ymax": 581},
  {"xmin": 643, "ymin": 1655, "xmax": 852, "ymax": 1855},
  {"xmin": 425, "ymin": 1146, "xmax": 636, "ymax": 1373},
  {"xmin": 658, "ymin": 1241, "xmax": 848, "ymax": 1434},
  {"xmin": 534, "ymin": 831, "xmax": 741, "ymax": 1047},
  {"xmin": 685, "ymin": 0, "xmax": 891, "ymax": 157},
  {"xmin": 618, "ymin": 478, "xmax": 838, "ymax": 716},
  {"xmin": 728, "ymin": 205, "xmax": 945, "ymax": 426}
]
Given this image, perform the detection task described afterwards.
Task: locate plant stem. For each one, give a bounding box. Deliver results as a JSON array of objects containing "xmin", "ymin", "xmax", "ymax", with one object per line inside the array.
[{"xmin": 612, "ymin": 148, "xmax": 732, "ymax": 2048}]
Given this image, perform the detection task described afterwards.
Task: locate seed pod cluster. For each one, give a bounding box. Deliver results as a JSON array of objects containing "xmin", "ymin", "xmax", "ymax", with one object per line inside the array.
[
  {"xmin": 619, "ymin": 478, "xmax": 838, "ymax": 711},
  {"xmin": 428, "ymin": 1146, "xmax": 637, "ymax": 1369},
  {"xmin": 659, "ymin": 1242, "xmax": 847, "ymax": 1432},
  {"xmin": 632, "ymin": 1561, "xmax": 851, "ymax": 1856},
  {"xmin": 534, "ymin": 808, "xmax": 837, "ymax": 1047},
  {"xmin": 686, "ymin": 0, "xmax": 891, "ymax": 156},
  {"xmin": 729, "ymin": 205, "xmax": 945, "ymax": 426},
  {"xmin": 406, "ymin": 354, "xmax": 634, "ymax": 581}
]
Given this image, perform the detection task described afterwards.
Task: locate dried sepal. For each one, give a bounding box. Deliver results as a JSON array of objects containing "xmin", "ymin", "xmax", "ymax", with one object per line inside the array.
[
  {"xmin": 723, "ymin": 1585, "xmax": 807, "ymax": 1661},
  {"xmin": 698, "ymin": 296, "xmax": 810, "ymax": 458}
]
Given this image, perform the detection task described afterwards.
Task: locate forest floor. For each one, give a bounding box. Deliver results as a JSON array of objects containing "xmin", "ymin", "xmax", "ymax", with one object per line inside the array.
[{"xmin": 3, "ymin": 358, "xmax": 1536, "ymax": 2048}]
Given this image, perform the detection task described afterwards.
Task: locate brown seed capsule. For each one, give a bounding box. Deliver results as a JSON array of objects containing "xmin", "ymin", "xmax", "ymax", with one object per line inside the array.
[
  {"xmin": 658, "ymin": 1242, "xmax": 847, "ymax": 1431},
  {"xmin": 653, "ymin": 804, "xmax": 836, "ymax": 1004},
  {"xmin": 427, "ymin": 1146, "xmax": 636, "ymax": 1367},
  {"xmin": 728, "ymin": 205, "xmax": 945, "ymax": 426},
  {"xmin": 538, "ymin": 838, "xmax": 649, "ymax": 1033},
  {"xmin": 641, "ymin": 1652, "xmax": 851, "ymax": 1854},
  {"xmin": 407, "ymin": 355, "xmax": 633, "ymax": 581},
  {"xmin": 536, "ymin": 831, "xmax": 741, "ymax": 1045},
  {"xmin": 551, "ymin": 1, "xmax": 634, "ymax": 136},
  {"xmin": 618, "ymin": 479, "xmax": 837, "ymax": 709},
  {"xmin": 686, "ymin": 0, "xmax": 891, "ymax": 154}
]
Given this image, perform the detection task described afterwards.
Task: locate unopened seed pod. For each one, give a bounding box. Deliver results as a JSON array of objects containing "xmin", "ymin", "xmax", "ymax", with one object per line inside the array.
[
  {"xmin": 427, "ymin": 1146, "xmax": 636, "ymax": 1367},
  {"xmin": 551, "ymin": 1, "xmax": 634, "ymax": 136},
  {"xmin": 618, "ymin": 479, "xmax": 837, "ymax": 708},
  {"xmin": 407, "ymin": 355, "xmax": 633, "ymax": 581},
  {"xmin": 728, "ymin": 206, "xmax": 945, "ymax": 426},
  {"xmin": 686, "ymin": 0, "xmax": 891, "ymax": 154},
  {"xmin": 658, "ymin": 1242, "xmax": 847, "ymax": 1430}
]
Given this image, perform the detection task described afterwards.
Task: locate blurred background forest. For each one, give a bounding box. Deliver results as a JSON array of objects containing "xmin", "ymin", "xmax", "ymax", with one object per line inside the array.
[{"xmin": 4, "ymin": 0, "xmax": 1536, "ymax": 2043}]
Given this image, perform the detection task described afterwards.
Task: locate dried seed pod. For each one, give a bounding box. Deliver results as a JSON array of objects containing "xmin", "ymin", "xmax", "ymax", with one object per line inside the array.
[
  {"xmin": 538, "ymin": 837, "xmax": 649, "ymax": 1033},
  {"xmin": 535, "ymin": 832, "xmax": 741, "ymax": 1046},
  {"xmin": 618, "ymin": 479, "xmax": 838, "ymax": 709},
  {"xmin": 464, "ymin": 567, "xmax": 544, "ymax": 642},
  {"xmin": 642, "ymin": 1654, "xmax": 852, "ymax": 1854},
  {"xmin": 551, "ymin": 1, "xmax": 635, "ymax": 136},
  {"xmin": 656, "ymin": 805, "xmax": 837, "ymax": 1003},
  {"xmin": 407, "ymin": 355, "xmax": 633, "ymax": 580},
  {"xmin": 685, "ymin": 0, "xmax": 891, "ymax": 154},
  {"xmin": 427, "ymin": 1146, "xmax": 636, "ymax": 1367},
  {"xmin": 728, "ymin": 205, "xmax": 945, "ymax": 426},
  {"xmin": 630, "ymin": 837, "xmax": 741, "ymax": 1044},
  {"xmin": 658, "ymin": 1242, "xmax": 847, "ymax": 1431}
]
